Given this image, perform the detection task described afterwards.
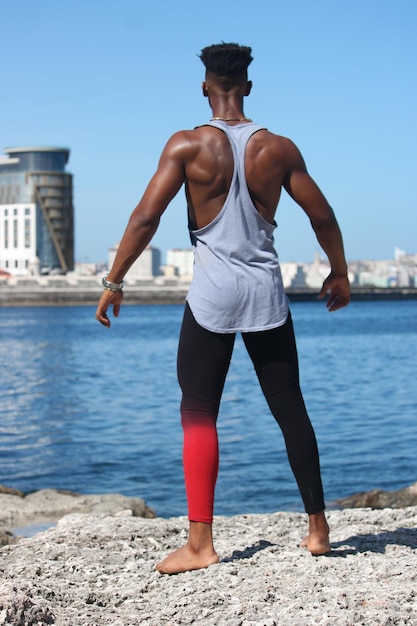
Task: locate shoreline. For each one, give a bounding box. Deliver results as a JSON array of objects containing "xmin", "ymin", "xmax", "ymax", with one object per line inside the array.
[{"xmin": 2, "ymin": 481, "xmax": 416, "ymax": 545}]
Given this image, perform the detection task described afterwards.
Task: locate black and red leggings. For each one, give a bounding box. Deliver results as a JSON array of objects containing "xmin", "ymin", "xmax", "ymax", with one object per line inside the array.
[{"xmin": 177, "ymin": 303, "xmax": 325, "ymax": 523}]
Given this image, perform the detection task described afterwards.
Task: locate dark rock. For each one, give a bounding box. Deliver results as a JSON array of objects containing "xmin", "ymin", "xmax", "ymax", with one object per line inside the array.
[
  {"xmin": 336, "ymin": 481, "xmax": 417, "ymax": 509},
  {"xmin": 0, "ymin": 530, "xmax": 18, "ymax": 547},
  {"xmin": 0, "ymin": 485, "xmax": 24, "ymax": 497}
]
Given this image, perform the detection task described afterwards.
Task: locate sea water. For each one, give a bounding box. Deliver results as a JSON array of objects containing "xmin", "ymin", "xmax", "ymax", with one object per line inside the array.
[{"xmin": 0, "ymin": 300, "xmax": 416, "ymax": 517}]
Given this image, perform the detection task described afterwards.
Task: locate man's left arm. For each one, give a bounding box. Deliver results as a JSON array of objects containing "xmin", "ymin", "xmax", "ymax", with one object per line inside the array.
[{"xmin": 283, "ymin": 141, "xmax": 351, "ymax": 312}]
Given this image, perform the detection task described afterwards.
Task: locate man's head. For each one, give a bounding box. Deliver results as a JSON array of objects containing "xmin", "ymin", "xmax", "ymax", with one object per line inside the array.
[{"xmin": 199, "ymin": 42, "xmax": 253, "ymax": 92}]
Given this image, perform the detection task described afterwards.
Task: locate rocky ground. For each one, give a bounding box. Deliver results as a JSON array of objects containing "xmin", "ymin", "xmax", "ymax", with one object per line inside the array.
[{"xmin": 0, "ymin": 486, "xmax": 416, "ymax": 625}]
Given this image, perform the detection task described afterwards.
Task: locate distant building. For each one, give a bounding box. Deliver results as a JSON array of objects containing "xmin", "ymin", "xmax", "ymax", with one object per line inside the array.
[
  {"xmin": 166, "ymin": 248, "xmax": 194, "ymax": 278},
  {"xmin": 289, "ymin": 264, "xmax": 307, "ymax": 288},
  {"xmin": 0, "ymin": 146, "xmax": 74, "ymax": 276},
  {"xmin": 280, "ymin": 262, "xmax": 299, "ymax": 289},
  {"xmin": 355, "ymin": 271, "xmax": 390, "ymax": 288},
  {"xmin": 108, "ymin": 244, "xmax": 161, "ymax": 280}
]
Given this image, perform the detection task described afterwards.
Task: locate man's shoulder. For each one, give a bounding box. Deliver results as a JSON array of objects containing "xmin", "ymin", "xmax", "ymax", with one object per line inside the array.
[
  {"xmin": 167, "ymin": 128, "xmax": 197, "ymax": 142},
  {"xmin": 251, "ymin": 128, "xmax": 300, "ymax": 155},
  {"xmin": 160, "ymin": 129, "xmax": 203, "ymax": 160},
  {"xmin": 164, "ymin": 125, "xmax": 230, "ymax": 157},
  {"xmin": 258, "ymin": 127, "xmax": 295, "ymax": 143},
  {"xmin": 166, "ymin": 127, "xmax": 208, "ymax": 147}
]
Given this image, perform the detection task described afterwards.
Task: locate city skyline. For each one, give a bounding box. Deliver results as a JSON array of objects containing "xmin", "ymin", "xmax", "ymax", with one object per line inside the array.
[
  {"xmin": 2, "ymin": 1, "xmax": 416, "ymax": 265},
  {"xmin": 98, "ymin": 241, "xmax": 416, "ymax": 267}
]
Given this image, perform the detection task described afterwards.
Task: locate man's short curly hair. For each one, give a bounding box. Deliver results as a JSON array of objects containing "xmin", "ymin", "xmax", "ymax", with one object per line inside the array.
[{"xmin": 199, "ymin": 42, "xmax": 253, "ymax": 79}]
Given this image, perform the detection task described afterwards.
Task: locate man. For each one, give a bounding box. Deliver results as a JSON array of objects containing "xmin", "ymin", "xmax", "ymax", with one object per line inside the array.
[{"xmin": 96, "ymin": 43, "xmax": 350, "ymax": 575}]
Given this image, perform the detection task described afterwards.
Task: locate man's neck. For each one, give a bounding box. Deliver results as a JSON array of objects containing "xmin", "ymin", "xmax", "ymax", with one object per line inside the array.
[{"xmin": 209, "ymin": 93, "xmax": 246, "ymax": 121}]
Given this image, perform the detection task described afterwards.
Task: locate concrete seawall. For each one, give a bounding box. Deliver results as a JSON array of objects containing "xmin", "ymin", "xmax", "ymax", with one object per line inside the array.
[
  {"xmin": 0, "ymin": 284, "xmax": 189, "ymax": 306},
  {"xmin": 1, "ymin": 277, "xmax": 417, "ymax": 307}
]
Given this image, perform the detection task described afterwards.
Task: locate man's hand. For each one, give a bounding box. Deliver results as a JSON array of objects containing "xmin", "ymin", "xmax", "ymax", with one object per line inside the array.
[
  {"xmin": 318, "ymin": 273, "xmax": 351, "ymax": 312},
  {"xmin": 95, "ymin": 289, "xmax": 123, "ymax": 327}
]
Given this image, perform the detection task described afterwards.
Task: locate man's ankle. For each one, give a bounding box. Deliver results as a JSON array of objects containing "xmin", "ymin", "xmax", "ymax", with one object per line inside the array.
[{"xmin": 188, "ymin": 521, "xmax": 214, "ymax": 551}]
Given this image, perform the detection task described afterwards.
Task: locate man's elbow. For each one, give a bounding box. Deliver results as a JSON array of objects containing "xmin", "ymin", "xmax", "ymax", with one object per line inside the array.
[
  {"xmin": 129, "ymin": 211, "xmax": 160, "ymax": 233},
  {"xmin": 310, "ymin": 209, "xmax": 337, "ymax": 231}
]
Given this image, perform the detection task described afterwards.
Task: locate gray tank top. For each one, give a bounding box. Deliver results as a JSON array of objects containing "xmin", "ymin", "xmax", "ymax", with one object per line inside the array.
[{"xmin": 186, "ymin": 120, "xmax": 289, "ymax": 333}]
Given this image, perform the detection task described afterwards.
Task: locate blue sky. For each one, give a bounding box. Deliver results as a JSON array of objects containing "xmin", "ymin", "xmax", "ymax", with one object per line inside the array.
[{"xmin": 2, "ymin": 0, "xmax": 416, "ymax": 264}]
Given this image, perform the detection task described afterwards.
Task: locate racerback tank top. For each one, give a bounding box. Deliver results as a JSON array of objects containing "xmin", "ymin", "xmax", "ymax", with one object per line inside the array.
[{"xmin": 186, "ymin": 120, "xmax": 289, "ymax": 333}]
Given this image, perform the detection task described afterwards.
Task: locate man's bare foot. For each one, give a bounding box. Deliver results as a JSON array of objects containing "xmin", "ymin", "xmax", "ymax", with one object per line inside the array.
[
  {"xmin": 156, "ymin": 543, "xmax": 219, "ymax": 574},
  {"xmin": 156, "ymin": 521, "xmax": 219, "ymax": 574},
  {"xmin": 301, "ymin": 534, "xmax": 331, "ymax": 555},
  {"xmin": 301, "ymin": 511, "xmax": 331, "ymax": 556}
]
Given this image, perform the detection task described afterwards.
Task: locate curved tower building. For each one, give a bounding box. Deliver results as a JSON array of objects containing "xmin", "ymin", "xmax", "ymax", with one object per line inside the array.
[{"xmin": 0, "ymin": 146, "xmax": 74, "ymax": 275}]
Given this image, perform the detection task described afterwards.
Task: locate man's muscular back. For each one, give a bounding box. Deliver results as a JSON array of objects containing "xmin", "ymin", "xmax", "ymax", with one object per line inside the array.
[
  {"xmin": 166, "ymin": 124, "xmax": 331, "ymax": 232},
  {"xmin": 177, "ymin": 125, "xmax": 292, "ymax": 230}
]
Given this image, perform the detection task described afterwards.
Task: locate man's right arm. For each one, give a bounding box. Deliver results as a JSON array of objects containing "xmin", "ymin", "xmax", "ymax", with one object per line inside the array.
[
  {"xmin": 282, "ymin": 139, "xmax": 350, "ymax": 311},
  {"xmin": 95, "ymin": 133, "xmax": 188, "ymax": 327}
]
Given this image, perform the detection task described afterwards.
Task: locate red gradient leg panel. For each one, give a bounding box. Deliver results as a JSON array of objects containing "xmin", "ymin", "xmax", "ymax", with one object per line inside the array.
[{"xmin": 181, "ymin": 410, "xmax": 219, "ymax": 524}]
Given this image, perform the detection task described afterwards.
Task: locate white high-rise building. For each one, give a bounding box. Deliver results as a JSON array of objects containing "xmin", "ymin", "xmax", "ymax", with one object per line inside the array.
[
  {"xmin": 166, "ymin": 248, "xmax": 194, "ymax": 278},
  {"xmin": 108, "ymin": 244, "xmax": 161, "ymax": 280}
]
